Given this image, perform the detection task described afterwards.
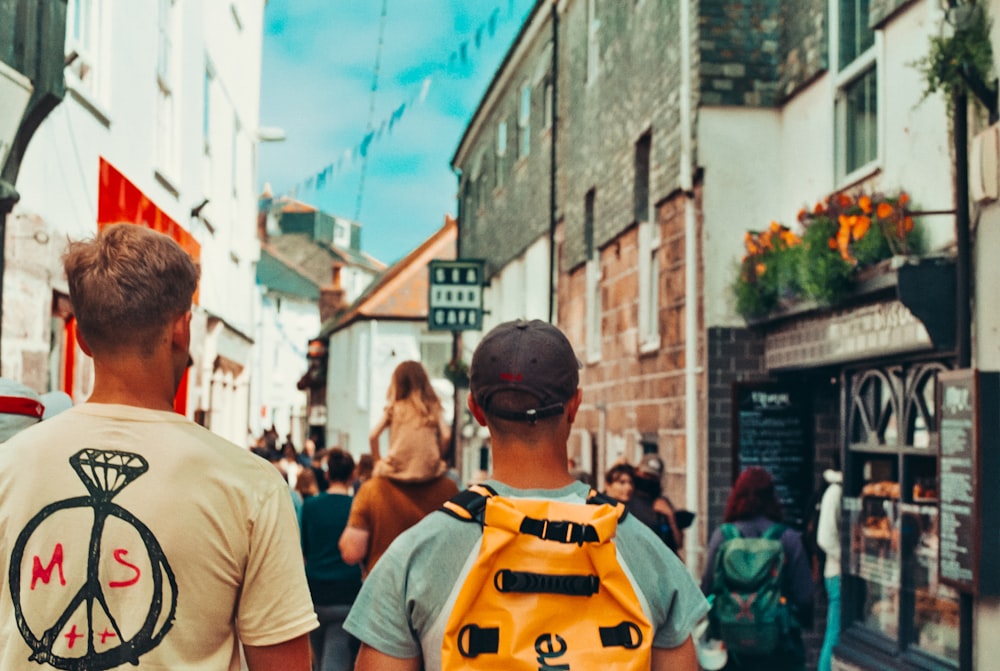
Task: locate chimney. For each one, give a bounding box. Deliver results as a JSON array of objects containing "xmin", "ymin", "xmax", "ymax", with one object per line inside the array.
[{"xmin": 319, "ymin": 262, "xmax": 347, "ymax": 322}]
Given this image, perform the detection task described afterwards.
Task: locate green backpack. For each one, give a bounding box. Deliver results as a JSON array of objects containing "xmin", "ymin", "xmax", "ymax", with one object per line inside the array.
[{"xmin": 708, "ymin": 522, "xmax": 793, "ymax": 656}]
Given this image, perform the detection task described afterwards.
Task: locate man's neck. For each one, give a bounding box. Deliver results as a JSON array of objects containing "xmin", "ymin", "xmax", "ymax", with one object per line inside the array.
[
  {"xmin": 87, "ymin": 356, "xmax": 178, "ymax": 411},
  {"xmin": 488, "ymin": 438, "xmax": 578, "ymax": 490}
]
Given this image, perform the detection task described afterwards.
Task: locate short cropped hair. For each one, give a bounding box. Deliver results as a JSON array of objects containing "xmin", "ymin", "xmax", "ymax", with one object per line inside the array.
[
  {"xmin": 62, "ymin": 223, "xmax": 199, "ymax": 353},
  {"xmin": 325, "ymin": 448, "xmax": 356, "ymax": 484},
  {"xmin": 481, "ymin": 389, "xmax": 563, "ymax": 433}
]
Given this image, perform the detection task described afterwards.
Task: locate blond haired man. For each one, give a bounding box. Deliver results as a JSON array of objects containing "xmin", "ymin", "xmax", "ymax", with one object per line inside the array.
[{"xmin": 0, "ymin": 224, "xmax": 317, "ymax": 670}]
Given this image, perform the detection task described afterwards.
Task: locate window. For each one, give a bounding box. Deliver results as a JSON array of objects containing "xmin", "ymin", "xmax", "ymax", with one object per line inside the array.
[
  {"xmin": 231, "ymin": 113, "xmax": 241, "ymax": 195},
  {"xmin": 156, "ymin": 0, "xmax": 179, "ymax": 178},
  {"xmin": 544, "ymin": 81, "xmax": 554, "ymax": 129},
  {"xmin": 518, "ymin": 84, "xmax": 531, "ymax": 159},
  {"xmin": 834, "ymin": 0, "xmax": 878, "ymax": 181},
  {"xmin": 843, "ymin": 361, "xmax": 960, "ymax": 663},
  {"xmin": 635, "ymin": 133, "xmax": 659, "ymax": 348},
  {"xmin": 584, "ymin": 189, "xmax": 601, "ymax": 362},
  {"xmin": 586, "ymin": 0, "xmax": 600, "ymax": 84},
  {"xmin": 203, "ymin": 64, "xmax": 213, "ymax": 155},
  {"xmin": 420, "ymin": 337, "xmax": 452, "ymax": 383},
  {"xmin": 472, "ymin": 152, "xmax": 484, "ymax": 210},
  {"xmin": 65, "ymin": 0, "xmax": 106, "ymax": 105},
  {"xmin": 496, "ymin": 121, "xmax": 507, "ymax": 189}
]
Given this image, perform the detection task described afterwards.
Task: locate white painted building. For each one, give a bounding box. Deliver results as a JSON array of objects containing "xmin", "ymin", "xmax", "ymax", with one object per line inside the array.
[
  {"xmin": 321, "ymin": 218, "xmax": 456, "ymax": 461},
  {"xmin": 8, "ymin": 0, "xmax": 267, "ymax": 447},
  {"xmin": 251, "ymin": 197, "xmax": 384, "ymax": 447}
]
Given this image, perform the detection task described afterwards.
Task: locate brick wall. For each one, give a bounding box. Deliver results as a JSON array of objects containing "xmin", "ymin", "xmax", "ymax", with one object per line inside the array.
[{"xmin": 563, "ymin": 189, "xmax": 703, "ymax": 548}]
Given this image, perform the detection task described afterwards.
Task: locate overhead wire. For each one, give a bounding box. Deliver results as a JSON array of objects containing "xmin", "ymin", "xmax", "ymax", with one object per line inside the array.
[{"xmin": 354, "ymin": 0, "xmax": 389, "ymax": 222}]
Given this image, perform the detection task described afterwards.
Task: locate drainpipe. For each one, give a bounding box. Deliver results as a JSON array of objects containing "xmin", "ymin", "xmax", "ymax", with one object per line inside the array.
[
  {"xmin": 679, "ymin": 0, "xmax": 701, "ymax": 574},
  {"xmin": 548, "ymin": 0, "xmax": 559, "ymax": 323},
  {"xmin": 954, "ymin": 87, "xmax": 973, "ymax": 671}
]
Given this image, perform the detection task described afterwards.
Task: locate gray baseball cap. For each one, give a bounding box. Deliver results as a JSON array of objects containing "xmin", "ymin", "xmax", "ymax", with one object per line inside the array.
[{"xmin": 470, "ymin": 319, "xmax": 580, "ymax": 422}]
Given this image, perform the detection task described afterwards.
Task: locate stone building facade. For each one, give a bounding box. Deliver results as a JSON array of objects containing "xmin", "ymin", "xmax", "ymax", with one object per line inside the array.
[{"xmin": 452, "ymin": 0, "xmax": 994, "ymax": 668}]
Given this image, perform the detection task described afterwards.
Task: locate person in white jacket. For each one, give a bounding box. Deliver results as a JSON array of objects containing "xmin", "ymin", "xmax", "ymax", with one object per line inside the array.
[{"xmin": 816, "ymin": 457, "xmax": 843, "ymax": 671}]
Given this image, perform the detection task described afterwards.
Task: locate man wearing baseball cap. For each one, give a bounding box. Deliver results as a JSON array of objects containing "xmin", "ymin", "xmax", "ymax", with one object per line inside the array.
[{"xmin": 344, "ymin": 319, "xmax": 708, "ymax": 670}]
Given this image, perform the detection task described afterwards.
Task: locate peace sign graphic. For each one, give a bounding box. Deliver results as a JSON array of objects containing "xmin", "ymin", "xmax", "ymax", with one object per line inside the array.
[{"xmin": 9, "ymin": 449, "xmax": 177, "ymax": 670}]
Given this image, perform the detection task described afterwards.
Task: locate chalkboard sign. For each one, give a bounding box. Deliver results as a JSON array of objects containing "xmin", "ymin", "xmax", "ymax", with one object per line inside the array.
[
  {"xmin": 732, "ymin": 382, "xmax": 813, "ymax": 530},
  {"xmin": 937, "ymin": 369, "xmax": 1000, "ymax": 595}
]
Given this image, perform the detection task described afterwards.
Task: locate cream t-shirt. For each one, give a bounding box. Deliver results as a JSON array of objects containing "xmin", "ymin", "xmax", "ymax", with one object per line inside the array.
[{"xmin": 0, "ymin": 404, "xmax": 317, "ymax": 670}]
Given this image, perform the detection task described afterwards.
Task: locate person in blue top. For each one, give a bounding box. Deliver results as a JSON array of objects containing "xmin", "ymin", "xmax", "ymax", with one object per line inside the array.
[{"xmin": 301, "ymin": 448, "xmax": 364, "ymax": 670}]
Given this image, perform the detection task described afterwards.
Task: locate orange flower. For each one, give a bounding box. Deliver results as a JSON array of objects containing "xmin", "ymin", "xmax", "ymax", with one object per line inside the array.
[
  {"xmin": 756, "ymin": 263, "xmax": 766, "ymax": 276},
  {"xmin": 797, "ymin": 208, "xmax": 807, "ymax": 223},
  {"xmin": 769, "ymin": 221, "xmax": 782, "ymax": 233},
  {"xmin": 876, "ymin": 202, "xmax": 893, "ymax": 219},
  {"xmin": 898, "ymin": 192, "xmax": 910, "ymax": 206},
  {"xmin": 899, "ymin": 216, "xmax": 914, "ymax": 238},
  {"xmin": 838, "ymin": 193, "xmax": 853, "ymax": 208},
  {"xmin": 852, "ymin": 216, "xmax": 871, "ymax": 240},
  {"xmin": 836, "ymin": 227, "xmax": 852, "ymax": 262},
  {"xmin": 814, "ymin": 201, "xmax": 825, "ymax": 214},
  {"xmin": 859, "ymin": 195, "xmax": 872, "ymax": 214}
]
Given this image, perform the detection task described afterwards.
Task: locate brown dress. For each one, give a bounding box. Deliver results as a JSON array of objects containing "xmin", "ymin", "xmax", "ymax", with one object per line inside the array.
[{"xmin": 371, "ymin": 398, "xmax": 448, "ymax": 483}]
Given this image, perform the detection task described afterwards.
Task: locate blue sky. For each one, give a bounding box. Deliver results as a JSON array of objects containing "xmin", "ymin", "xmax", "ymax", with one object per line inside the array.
[{"xmin": 258, "ymin": 0, "xmax": 537, "ymax": 265}]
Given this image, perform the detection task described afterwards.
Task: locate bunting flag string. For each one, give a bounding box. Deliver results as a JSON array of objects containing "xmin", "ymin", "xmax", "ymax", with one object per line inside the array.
[{"xmin": 282, "ymin": 0, "xmax": 523, "ymax": 202}]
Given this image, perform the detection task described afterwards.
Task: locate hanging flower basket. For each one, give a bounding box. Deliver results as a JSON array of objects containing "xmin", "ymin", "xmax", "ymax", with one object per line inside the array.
[
  {"xmin": 444, "ymin": 359, "xmax": 470, "ymax": 388},
  {"xmin": 732, "ymin": 190, "xmax": 926, "ymax": 321}
]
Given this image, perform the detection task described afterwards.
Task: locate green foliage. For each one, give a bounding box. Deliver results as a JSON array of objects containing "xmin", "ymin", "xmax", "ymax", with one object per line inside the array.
[
  {"xmin": 797, "ymin": 217, "xmax": 853, "ymax": 306},
  {"xmin": 915, "ymin": 3, "xmax": 994, "ymax": 103}
]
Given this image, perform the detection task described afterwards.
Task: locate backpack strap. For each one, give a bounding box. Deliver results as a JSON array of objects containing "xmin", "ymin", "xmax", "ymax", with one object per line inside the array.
[
  {"xmin": 720, "ymin": 523, "xmax": 742, "ymax": 541},
  {"xmin": 440, "ymin": 484, "xmax": 496, "ymax": 523},
  {"xmin": 587, "ymin": 489, "xmax": 630, "ymax": 522},
  {"xmin": 762, "ymin": 523, "xmax": 787, "ymax": 541}
]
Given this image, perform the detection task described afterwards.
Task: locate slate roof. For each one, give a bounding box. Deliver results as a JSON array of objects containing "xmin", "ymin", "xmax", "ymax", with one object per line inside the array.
[{"xmin": 320, "ymin": 216, "xmax": 457, "ymax": 337}]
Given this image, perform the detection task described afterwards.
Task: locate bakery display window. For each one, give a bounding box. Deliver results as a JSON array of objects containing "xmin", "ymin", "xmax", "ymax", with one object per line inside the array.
[{"xmin": 841, "ymin": 361, "xmax": 959, "ymax": 668}]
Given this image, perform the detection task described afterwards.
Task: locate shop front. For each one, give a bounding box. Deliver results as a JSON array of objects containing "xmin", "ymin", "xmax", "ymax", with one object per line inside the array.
[{"xmin": 749, "ymin": 275, "xmax": 969, "ymax": 671}]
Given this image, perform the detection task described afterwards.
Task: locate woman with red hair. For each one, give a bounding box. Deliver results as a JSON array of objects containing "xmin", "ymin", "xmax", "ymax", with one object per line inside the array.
[{"xmin": 700, "ymin": 467, "xmax": 814, "ymax": 671}]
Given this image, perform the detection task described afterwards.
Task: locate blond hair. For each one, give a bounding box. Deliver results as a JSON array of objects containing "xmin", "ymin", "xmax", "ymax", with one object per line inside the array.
[
  {"xmin": 386, "ymin": 360, "xmax": 443, "ymax": 423},
  {"xmin": 62, "ymin": 223, "xmax": 199, "ymax": 354}
]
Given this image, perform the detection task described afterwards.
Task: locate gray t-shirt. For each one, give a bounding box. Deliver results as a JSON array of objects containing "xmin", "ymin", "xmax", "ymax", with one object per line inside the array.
[{"xmin": 344, "ymin": 479, "xmax": 709, "ymax": 669}]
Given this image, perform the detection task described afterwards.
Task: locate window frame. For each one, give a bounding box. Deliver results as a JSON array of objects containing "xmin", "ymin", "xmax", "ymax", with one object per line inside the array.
[
  {"xmin": 518, "ymin": 83, "xmax": 532, "ymax": 160},
  {"xmin": 584, "ymin": 188, "xmax": 601, "ymax": 363},
  {"xmin": 832, "ymin": 0, "xmax": 883, "ymax": 185},
  {"xmin": 586, "ymin": 0, "xmax": 600, "ymax": 85},
  {"xmin": 635, "ymin": 132, "xmax": 659, "ymax": 350},
  {"xmin": 65, "ymin": 0, "xmax": 109, "ymax": 113}
]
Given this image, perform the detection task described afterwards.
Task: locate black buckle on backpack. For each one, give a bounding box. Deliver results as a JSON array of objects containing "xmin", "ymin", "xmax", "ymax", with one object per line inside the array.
[
  {"xmin": 599, "ymin": 621, "xmax": 643, "ymax": 649},
  {"xmin": 521, "ymin": 517, "xmax": 598, "ymax": 545},
  {"xmin": 457, "ymin": 623, "xmax": 499, "ymax": 658}
]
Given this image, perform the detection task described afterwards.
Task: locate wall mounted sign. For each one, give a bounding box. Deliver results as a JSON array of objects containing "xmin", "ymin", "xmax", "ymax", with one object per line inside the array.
[
  {"xmin": 428, "ymin": 260, "xmax": 484, "ymax": 331},
  {"xmin": 937, "ymin": 369, "xmax": 1000, "ymax": 595}
]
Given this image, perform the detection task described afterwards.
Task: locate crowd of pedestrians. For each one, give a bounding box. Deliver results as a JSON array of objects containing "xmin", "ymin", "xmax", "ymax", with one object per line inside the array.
[{"xmin": 0, "ymin": 222, "xmax": 824, "ymax": 671}]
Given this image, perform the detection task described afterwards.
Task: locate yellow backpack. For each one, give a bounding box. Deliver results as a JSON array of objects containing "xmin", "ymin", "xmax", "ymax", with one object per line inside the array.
[{"xmin": 439, "ymin": 485, "xmax": 653, "ymax": 670}]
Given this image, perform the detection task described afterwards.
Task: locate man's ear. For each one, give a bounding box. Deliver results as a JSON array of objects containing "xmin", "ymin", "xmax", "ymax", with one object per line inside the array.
[
  {"xmin": 565, "ymin": 388, "xmax": 583, "ymax": 425},
  {"xmin": 76, "ymin": 329, "xmax": 93, "ymax": 357},
  {"xmin": 467, "ymin": 393, "xmax": 488, "ymax": 427},
  {"xmin": 170, "ymin": 310, "xmax": 192, "ymax": 354}
]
